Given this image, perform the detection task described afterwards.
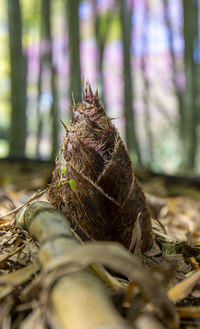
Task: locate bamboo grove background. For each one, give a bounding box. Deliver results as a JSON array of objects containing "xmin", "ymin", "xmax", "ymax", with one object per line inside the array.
[{"xmin": 0, "ymin": 0, "xmax": 200, "ymax": 175}]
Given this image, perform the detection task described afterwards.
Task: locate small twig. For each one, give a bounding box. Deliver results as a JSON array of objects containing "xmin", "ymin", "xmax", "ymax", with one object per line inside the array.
[
  {"xmin": 0, "ymin": 243, "xmax": 26, "ymax": 264},
  {"xmin": 153, "ymin": 229, "xmax": 177, "ymax": 243},
  {"xmin": 0, "ymin": 189, "xmax": 47, "ymax": 220},
  {"xmin": 153, "ymin": 217, "xmax": 167, "ymax": 234}
]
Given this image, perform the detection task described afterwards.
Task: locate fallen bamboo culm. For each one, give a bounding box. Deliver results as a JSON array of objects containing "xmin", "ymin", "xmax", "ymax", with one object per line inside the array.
[
  {"xmin": 16, "ymin": 201, "xmax": 131, "ymax": 329},
  {"xmin": 16, "ymin": 201, "xmax": 178, "ymax": 329}
]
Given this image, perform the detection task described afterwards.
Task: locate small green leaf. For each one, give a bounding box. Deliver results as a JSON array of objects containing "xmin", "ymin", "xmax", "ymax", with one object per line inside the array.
[
  {"xmin": 61, "ymin": 166, "xmax": 67, "ymax": 176},
  {"xmin": 69, "ymin": 179, "xmax": 76, "ymax": 191}
]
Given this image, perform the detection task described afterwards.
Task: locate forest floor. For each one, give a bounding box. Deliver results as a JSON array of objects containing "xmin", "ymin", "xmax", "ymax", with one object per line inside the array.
[{"xmin": 0, "ymin": 160, "xmax": 200, "ymax": 329}]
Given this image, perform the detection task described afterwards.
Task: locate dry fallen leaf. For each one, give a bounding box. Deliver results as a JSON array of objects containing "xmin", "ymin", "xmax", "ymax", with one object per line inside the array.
[
  {"xmin": 0, "ymin": 244, "xmax": 25, "ymax": 268},
  {"xmin": 159, "ymin": 197, "xmax": 200, "ymax": 243},
  {"xmin": 0, "ymin": 263, "xmax": 40, "ymax": 286},
  {"xmin": 177, "ymin": 305, "xmax": 200, "ymax": 319},
  {"xmin": 168, "ymin": 270, "xmax": 200, "ymax": 302}
]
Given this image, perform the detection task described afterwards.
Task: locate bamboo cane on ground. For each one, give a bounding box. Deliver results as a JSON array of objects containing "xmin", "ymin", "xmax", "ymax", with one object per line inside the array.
[{"xmin": 16, "ymin": 201, "xmax": 131, "ymax": 329}]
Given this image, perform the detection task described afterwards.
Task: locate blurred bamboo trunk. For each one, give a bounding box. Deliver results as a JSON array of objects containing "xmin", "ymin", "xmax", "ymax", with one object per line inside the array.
[
  {"xmin": 93, "ymin": 2, "xmax": 114, "ymax": 108},
  {"xmin": 163, "ymin": 0, "xmax": 184, "ymax": 141},
  {"xmin": 36, "ymin": 50, "xmax": 42, "ymax": 157},
  {"xmin": 120, "ymin": 0, "xmax": 141, "ymax": 163},
  {"xmin": 140, "ymin": 1, "xmax": 153, "ymax": 167},
  {"xmin": 182, "ymin": 0, "xmax": 199, "ymax": 171},
  {"xmin": 7, "ymin": 0, "xmax": 27, "ymax": 158},
  {"xmin": 36, "ymin": 1, "xmax": 44, "ymax": 158},
  {"xmin": 40, "ymin": 0, "xmax": 58, "ymax": 160},
  {"xmin": 66, "ymin": 0, "xmax": 82, "ymax": 103}
]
